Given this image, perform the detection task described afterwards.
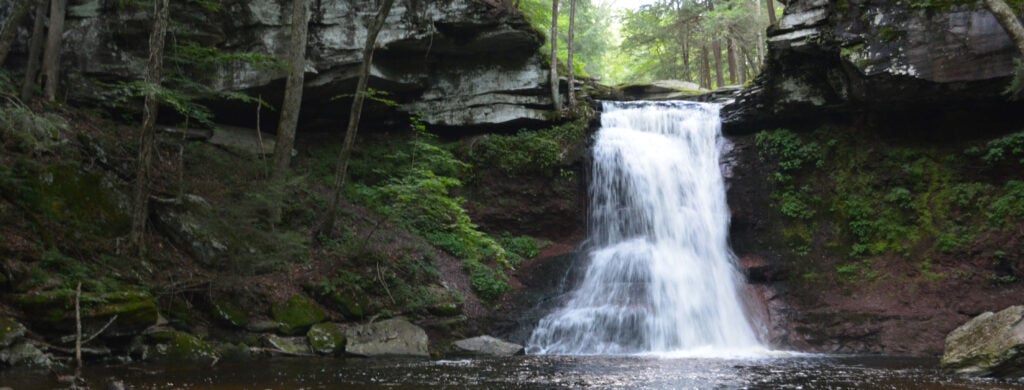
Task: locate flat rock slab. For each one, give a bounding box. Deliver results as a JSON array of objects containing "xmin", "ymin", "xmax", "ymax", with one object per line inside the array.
[
  {"xmin": 344, "ymin": 318, "xmax": 428, "ymax": 357},
  {"xmin": 208, "ymin": 125, "xmax": 277, "ymax": 155},
  {"xmin": 454, "ymin": 335, "xmax": 524, "ymax": 356}
]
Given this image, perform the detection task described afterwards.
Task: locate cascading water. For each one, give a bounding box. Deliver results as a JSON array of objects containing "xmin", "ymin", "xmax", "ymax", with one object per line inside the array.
[{"xmin": 527, "ymin": 101, "xmax": 761, "ymax": 356}]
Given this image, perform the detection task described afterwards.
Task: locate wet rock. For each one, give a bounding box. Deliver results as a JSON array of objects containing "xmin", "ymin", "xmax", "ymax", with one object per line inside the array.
[
  {"xmin": 12, "ymin": 290, "xmax": 158, "ymax": 338},
  {"xmin": 263, "ymin": 334, "xmax": 311, "ymax": 355},
  {"xmin": 245, "ymin": 319, "xmax": 282, "ymax": 333},
  {"xmin": 0, "ymin": 318, "xmax": 27, "ymax": 348},
  {"xmin": 0, "ymin": 342, "xmax": 53, "ymax": 367},
  {"xmin": 214, "ymin": 342, "xmax": 253, "ymax": 361},
  {"xmin": 151, "ymin": 200, "xmax": 228, "ymax": 268},
  {"xmin": 453, "ymin": 335, "xmax": 524, "ymax": 356},
  {"xmin": 344, "ymin": 318, "xmax": 429, "ymax": 357},
  {"xmin": 206, "ymin": 125, "xmax": 278, "ymax": 155},
  {"xmin": 272, "ymin": 294, "xmax": 326, "ymax": 335},
  {"xmin": 941, "ymin": 305, "xmax": 1024, "ymax": 378},
  {"xmin": 307, "ymin": 323, "xmax": 346, "ymax": 355},
  {"xmin": 209, "ymin": 297, "xmax": 248, "ymax": 329}
]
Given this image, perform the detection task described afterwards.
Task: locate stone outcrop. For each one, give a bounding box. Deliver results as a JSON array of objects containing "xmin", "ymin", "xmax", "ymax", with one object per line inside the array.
[
  {"xmin": 942, "ymin": 305, "xmax": 1024, "ymax": 378},
  {"xmin": 722, "ymin": 0, "xmax": 1021, "ymax": 133},
  {"xmin": 453, "ymin": 335, "xmax": 524, "ymax": 356},
  {"xmin": 2, "ymin": 0, "xmax": 555, "ymax": 133},
  {"xmin": 344, "ymin": 318, "xmax": 429, "ymax": 357}
]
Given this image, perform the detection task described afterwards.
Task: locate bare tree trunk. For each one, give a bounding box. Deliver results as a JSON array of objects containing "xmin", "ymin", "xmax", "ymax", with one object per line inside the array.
[
  {"xmin": 984, "ymin": 0, "xmax": 1024, "ymax": 56},
  {"xmin": 766, "ymin": 0, "xmax": 777, "ymax": 26},
  {"xmin": 269, "ymin": 0, "xmax": 309, "ymax": 225},
  {"xmin": 19, "ymin": 0, "xmax": 46, "ymax": 101},
  {"xmin": 681, "ymin": 34, "xmax": 691, "ymax": 81},
  {"xmin": 726, "ymin": 37, "xmax": 738, "ymax": 85},
  {"xmin": 0, "ymin": 0, "xmax": 33, "ymax": 66},
  {"xmin": 566, "ymin": 0, "xmax": 576, "ymax": 109},
  {"xmin": 40, "ymin": 0, "xmax": 64, "ymax": 101},
  {"xmin": 129, "ymin": 0, "xmax": 170, "ymax": 256},
  {"xmin": 319, "ymin": 0, "xmax": 395, "ymax": 236},
  {"xmin": 712, "ymin": 39, "xmax": 724, "ymax": 88},
  {"xmin": 549, "ymin": 0, "xmax": 561, "ymax": 113}
]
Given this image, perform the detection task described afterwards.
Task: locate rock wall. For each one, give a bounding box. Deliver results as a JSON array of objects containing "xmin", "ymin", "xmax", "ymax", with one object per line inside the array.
[
  {"xmin": 722, "ymin": 0, "xmax": 1022, "ymax": 133},
  {"xmin": 5, "ymin": 0, "xmax": 556, "ymax": 132}
]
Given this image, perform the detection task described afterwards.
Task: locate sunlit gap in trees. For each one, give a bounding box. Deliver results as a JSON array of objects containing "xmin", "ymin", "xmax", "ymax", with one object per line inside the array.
[{"xmin": 521, "ymin": 0, "xmax": 779, "ymax": 87}]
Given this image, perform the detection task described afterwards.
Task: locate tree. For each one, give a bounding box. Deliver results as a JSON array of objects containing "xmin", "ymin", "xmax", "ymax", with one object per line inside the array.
[
  {"xmin": 984, "ymin": 0, "xmax": 1024, "ymax": 56},
  {"xmin": 567, "ymin": 0, "xmax": 577, "ymax": 109},
  {"xmin": 40, "ymin": 0, "xmax": 65, "ymax": 101},
  {"xmin": 0, "ymin": 0, "xmax": 33, "ymax": 66},
  {"xmin": 319, "ymin": 0, "xmax": 395, "ymax": 236},
  {"xmin": 129, "ymin": 0, "xmax": 170, "ymax": 255},
  {"xmin": 20, "ymin": 0, "xmax": 47, "ymax": 101},
  {"xmin": 269, "ymin": 0, "xmax": 309, "ymax": 225},
  {"xmin": 766, "ymin": 0, "xmax": 776, "ymax": 26},
  {"xmin": 549, "ymin": 0, "xmax": 561, "ymax": 112}
]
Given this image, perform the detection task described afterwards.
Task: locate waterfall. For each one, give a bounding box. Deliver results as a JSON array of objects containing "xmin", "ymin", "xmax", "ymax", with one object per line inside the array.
[{"xmin": 527, "ymin": 101, "xmax": 761, "ymax": 356}]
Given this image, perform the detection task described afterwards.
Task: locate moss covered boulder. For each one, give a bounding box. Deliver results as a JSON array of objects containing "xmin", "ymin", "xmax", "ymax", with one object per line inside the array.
[
  {"xmin": 0, "ymin": 318, "xmax": 27, "ymax": 348},
  {"xmin": 272, "ymin": 294, "xmax": 326, "ymax": 335},
  {"xmin": 942, "ymin": 305, "xmax": 1024, "ymax": 378},
  {"xmin": 146, "ymin": 329, "xmax": 219, "ymax": 364},
  {"xmin": 12, "ymin": 290, "xmax": 158, "ymax": 338},
  {"xmin": 344, "ymin": 318, "xmax": 429, "ymax": 357},
  {"xmin": 307, "ymin": 323, "xmax": 346, "ymax": 355}
]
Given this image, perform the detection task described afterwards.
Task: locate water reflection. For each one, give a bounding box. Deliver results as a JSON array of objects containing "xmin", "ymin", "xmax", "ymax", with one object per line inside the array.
[{"xmin": 2, "ymin": 355, "xmax": 1022, "ymax": 389}]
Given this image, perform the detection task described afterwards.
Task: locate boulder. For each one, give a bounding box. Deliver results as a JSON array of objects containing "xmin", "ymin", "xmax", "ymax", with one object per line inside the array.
[
  {"xmin": 145, "ymin": 329, "xmax": 219, "ymax": 364},
  {"xmin": 272, "ymin": 294, "xmax": 326, "ymax": 335},
  {"xmin": 0, "ymin": 318, "xmax": 27, "ymax": 348},
  {"xmin": 263, "ymin": 334, "xmax": 311, "ymax": 355},
  {"xmin": 307, "ymin": 323, "xmax": 346, "ymax": 355},
  {"xmin": 344, "ymin": 318, "xmax": 429, "ymax": 357},
  {"xmin": 722, "ymin": 0, "xmax": 1021, "ymax": 133},
  {"xmin": 0, "ymin": 342, "xmax": 52, "ymax": 367},
  {"xmin": 12, "ymin": 290, "xmax": 158, "ymax": 338},
  {"xmin": 453, "ymin": 335, "xmax": 524, "ymax": 356},
  {"xmin": 941, "ymin": 305, "xmax": 1024, "ymax": 378}
]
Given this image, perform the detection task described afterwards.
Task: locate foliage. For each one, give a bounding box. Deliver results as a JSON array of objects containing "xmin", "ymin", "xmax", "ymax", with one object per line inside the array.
[
  {"xmin": 970, "ymin": 130, "xmax": 1024, "ymax": 165},
  {"xmin": 343, "ymin": 123, "xmax": 520, "ymax": 301},
  {"xmin": 519, "ymin": 0, "xmax": 615, "ymax": 78},
  {"xmin": 463, "ymin": 119, "xmax": 586, "ymax": 177}
]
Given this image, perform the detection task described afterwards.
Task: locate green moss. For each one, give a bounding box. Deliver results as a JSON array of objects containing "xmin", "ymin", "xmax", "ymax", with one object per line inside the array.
[
  {"xmin": 148, "ymin": 330, "xmax": 219, "ymax": 364},
  {"xmin": 12, "ymin": 289, "xmax": 157, "ymax": 334},
  {"xmin": 307, "ymin": 323, "xmax": 346, "ymax": 355},
  {"xmin": 272, "ymin": 294, "xmax": 326, "ymax": 335},
  {"xmin": 210, "ymin": 298, "xmax": 248, "ymax": 328},
  {"xmin": 876, "ymin": 26, "xmax": 903, "ymax": 43}
]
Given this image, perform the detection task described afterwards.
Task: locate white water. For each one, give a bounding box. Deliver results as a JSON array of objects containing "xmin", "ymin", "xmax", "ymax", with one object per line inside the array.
[{"xmin": 527, "ymin": 101, "xmax": 762, "ymax": 356}]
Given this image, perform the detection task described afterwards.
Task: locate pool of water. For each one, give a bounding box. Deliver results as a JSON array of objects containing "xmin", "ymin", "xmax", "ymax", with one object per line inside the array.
[{"xmin": 3, "ymin": 355, "xmax": 1022, "ymax": 389}]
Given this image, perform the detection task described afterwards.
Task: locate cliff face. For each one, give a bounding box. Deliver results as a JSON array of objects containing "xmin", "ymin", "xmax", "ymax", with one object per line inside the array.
[
  {"xmin": 722, "ymin": 0, "xmax": 1024, "ymax": 356},
  {"xmin": 7, "ymin": 0, "xmax": 555, "ymax": 132},
  {"xmin": 722, "ymin": 0, "xmax": 1022, "ymax": 134}
]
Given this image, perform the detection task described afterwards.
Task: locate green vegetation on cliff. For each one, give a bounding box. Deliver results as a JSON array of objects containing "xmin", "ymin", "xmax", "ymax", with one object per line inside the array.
[{"xmin": 755, "ymin": 126, "xmax": 1024, "ymax": 286}]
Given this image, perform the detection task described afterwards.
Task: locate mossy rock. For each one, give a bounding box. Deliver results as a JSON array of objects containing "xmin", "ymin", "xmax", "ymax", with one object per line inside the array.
[
  {"xmin": 146, "ymin": 330, "xmax": 219, "ymax": 364},
  {"xmin": 329, "ymin": 291, "xmax": 369, "ymax": 320},
  {"xmin": 272, "ymin": 294, "xmax": 326, "ymax": 335},
  {"xmin": 0, "ymin": 318, "xmax": 27, "ymax": 348},
  {"xmin": 213, "ymin": 342, "xmax": 252, "ymax": 361},
  {"xmin": 427, "ymin": 301, "xmax": 463, "ymax": 317},
  {"xmin": 210, "ymin": 297, "xmax": 247, "ymax": 328},
  {"xmin": 12, "ymin": 290, "xmax": 158, "ymax": 338},
  {"xmin": 307, "ymin": 323, "xmax": 346, "ymax": 355}
]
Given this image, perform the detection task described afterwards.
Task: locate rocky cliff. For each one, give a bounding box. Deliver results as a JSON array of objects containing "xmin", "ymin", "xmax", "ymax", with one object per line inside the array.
[
  {"xmin": 6, "ymin": 0, "xmax": 556, "ymax": 132},
  {"xmin": 722, "ymin": 0, "xmax": 1023, "ymax": 134}
]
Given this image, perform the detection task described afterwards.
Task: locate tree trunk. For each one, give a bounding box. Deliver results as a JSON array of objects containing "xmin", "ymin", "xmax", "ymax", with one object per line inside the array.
[
  {"xmin": 0, "ymin": 0, "xmax": 33, "ymax": 66},
  {"xmin": 737, "ymin": 45, "xmax": 747, "ymax": 84},
  {"xmin": 767, "ymin": 0, "xmax": 777, "ymax": 26},
  {"xmin": 19, "ymin": 0, "xmax": 46, "ymax": 101},
  {"xmin": 726, "ymin": 37, "xmax": 738, "ymax": 85},
  {"xmin": 984, "ymin": 0, "xmax": 1024, "ymax": 56},
  {"xmin": 681, "ymin": 34, "xmax": 691, "ymax": 82},
  {"xmin": 549, "ymin": 0, "xmax": 561, "ymax": 113},
  {"xmin": 269, "ymin": 0, "xmax": 309, "ymax": 225},
  {"xmin": 129, "ymin": 0, "xmax": 170, "ymax": 256},
  {"xmin": 319, "ymin": 0, "xmax": 395, "ymax": 236},
  {"xmin": 566, "ymin": 0, "xmax": 576, "ymax": 109},
  {"xmin": 40, "ymin": 0, "xmax": 65, "ymax": 102},
  {"xmin": 700, "ymin": 45, "xmax": 711, "ymax": 89},
  {"xmin": 712, "ymin": 39, "xmax": 724, "ymax": 88}
]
